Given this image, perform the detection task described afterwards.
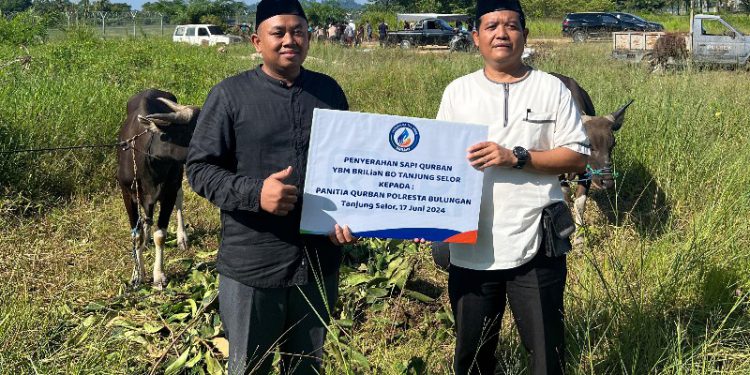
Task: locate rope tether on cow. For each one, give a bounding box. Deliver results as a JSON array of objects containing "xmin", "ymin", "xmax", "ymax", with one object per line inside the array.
[
  {"xmin": 126, "ymin": 130, "xmax": 151, "ymax": 282},
  {"xmin": 0, "ymin": 129, "xmax": 156, "ymax": 155},
  {"xmin": 0, "ymin": 142, "xmax": 127, "ymax": 154},
  {"xmin": 562, "ymin": 164, "xmax": 620, "ymax": 184}
]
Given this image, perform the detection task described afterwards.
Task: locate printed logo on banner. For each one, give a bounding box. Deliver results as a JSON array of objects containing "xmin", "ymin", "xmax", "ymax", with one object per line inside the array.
[{"xmin": 389, "ymin": 122, "xmax": 420, "ymax": 152}]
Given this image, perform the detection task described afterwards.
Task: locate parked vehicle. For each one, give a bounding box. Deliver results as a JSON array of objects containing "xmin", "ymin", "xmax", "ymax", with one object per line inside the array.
[
  {"xmin": 610, "ymin": 12, "xmax": 664, "ymax": 32},
  {"xmin": 612, "ymin": 14, "xmax": 750, "ymax": 66},
  {"xmin": 173, "ymin": 24, "xmax": 243, "ymax": 46},
  {"xmin": 386, "ymin": 13, "xmax": 474, "ymax": 51},
  {"xmin": 562, "ymin": 12, "xmax": 659, "ymax": 43}
]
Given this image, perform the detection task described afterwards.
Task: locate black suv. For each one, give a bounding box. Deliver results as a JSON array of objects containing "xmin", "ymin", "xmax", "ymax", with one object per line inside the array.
[
  {"xmin": 562, "ymin": 12, "xmax": 663, "ymax": 42},
  {"xmin": 610, "ymin": 12, "xmax": 664, "ymax": 32}
]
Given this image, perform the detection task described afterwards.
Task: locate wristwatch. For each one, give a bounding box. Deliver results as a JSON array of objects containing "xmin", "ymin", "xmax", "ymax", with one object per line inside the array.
[{"xmin": 512, "ymin": 146, "xmax": 530, "ymax": 169}]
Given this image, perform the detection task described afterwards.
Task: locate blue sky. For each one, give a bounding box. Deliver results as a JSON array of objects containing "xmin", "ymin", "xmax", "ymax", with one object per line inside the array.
[{"xmin": 124, "ymin": 0, "xmax": 368, "ymax": 11}]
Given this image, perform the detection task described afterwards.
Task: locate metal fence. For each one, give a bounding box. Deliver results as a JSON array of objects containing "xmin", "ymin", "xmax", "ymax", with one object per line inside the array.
[{"xmin": 3, "ymin": 11, "xmax": 257, "ymax": 40}]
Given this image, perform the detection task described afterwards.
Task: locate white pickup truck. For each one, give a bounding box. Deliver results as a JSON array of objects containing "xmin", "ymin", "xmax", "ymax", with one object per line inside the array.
[
  {"xmin": 172, "ymin": 24, "xmax": 243, "ymax": 46},
  {"xmin": 611, "ymin": 14, "xmax": 750, "ymax": 65}
]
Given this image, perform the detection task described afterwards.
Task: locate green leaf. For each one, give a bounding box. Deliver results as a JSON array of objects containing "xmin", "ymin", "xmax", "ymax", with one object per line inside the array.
[
  {"xmin": 187, "ymin": 298, "xmax": 198, "ymax": 317},
  {"xmin": 143, "ymin": 322, "xmax": 164, "ymax": 334},
  {"xmin": 336, "ymin": 319, "xmax": 354, "ymax": 328},
  {"xmin": 107, "ymin": 317, "xmax": 138, "ymax": 330},
  {"xmin": 404, "ymin": 289, "xmax": 435, "ymax": 303},
  {"xmin": 205, "ymin": 352, "xmax": 223, "ymax": 375},
  {"xmin": 84, "ymin": 302, "xmax": 106, "ymax": 312},
  {"xmin": 164, "ymin": 347, "xmax": 190, "ymax": 375},
  {"xmin": 81, "ymin": 315, "xmax": 97, "ymax": 328},
  {"xmin": 366, "ymin": 276, "xmax": 390, "ymax": 288},
  {"xmin": 344, "ymin": 273, "xmax": 372, "ymax": 286},
  {"xmin": 186, "ymin": 350, "xmax": 203, "ymax": 368},
  {"xmin": 384, "ymin": 257, "xmax": 405, "ymax": 278},
  {"xmin": 123, "ymin": 331, "xmax": 149, "ymax": 346},
  {"xmin": 366, "ymin": 287, "xmax": 388, "ymax": 299},
  {"xmin": 349, "ymin": 348, "xmax": 370, "ymax": 369},
  {"xmin": 390, "ymin": 268, "xmax": 412, "ymax": 290},
  {"xmin": 167, "ymin": 312, "xmax": 191, "ymax": 323}
]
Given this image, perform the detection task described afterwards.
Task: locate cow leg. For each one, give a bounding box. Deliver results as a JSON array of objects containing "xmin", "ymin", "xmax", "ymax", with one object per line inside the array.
[
  {"xmin": 175, "ymin": 187, "xmax": 189, "ymax": 252},
  {"xmin": 572, "ymin": 179, "xmax": 590, "ymax": 246},
  {"xmin": 152, "ymin": 228, "xmax": 167, "ymax": 290},
  {"xmin": 122, "ymin": 187, "xmax": 146, "ymax": 287},
  {"xmin": 154, "ymin": 192, "xmax": 178, "ymax": 290},
  {"xmin": 560, "ymin": 175, "xmax": 573, "ymax": 206},
  {"xmin": 132, "ymin": 203, "xmax": 154, "ymax": 287}
]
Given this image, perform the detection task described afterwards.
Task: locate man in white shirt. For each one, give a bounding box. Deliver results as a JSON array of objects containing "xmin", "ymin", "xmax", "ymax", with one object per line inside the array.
[{"xmin": 436, "ymin": 1, "xmax": 589, "ymax": 374}]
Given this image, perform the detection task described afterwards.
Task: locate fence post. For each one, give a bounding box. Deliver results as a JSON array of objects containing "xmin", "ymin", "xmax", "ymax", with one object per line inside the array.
[
  {"xmin": 131, "ymin": 11, "xmax": 138, "ymax": 37},
  {"xmin": 98, "ymin": 12, "xmax": 107, "ymax": 36},
  {"xmin": 159, "ymin": 13, "xmax": 164, "ymax": 36}
]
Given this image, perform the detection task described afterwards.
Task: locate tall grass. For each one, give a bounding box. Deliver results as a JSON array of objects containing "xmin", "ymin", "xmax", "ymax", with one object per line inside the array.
[{"xmin": 1, "ymin": 35, "xmax": 749, "ymax": 374}]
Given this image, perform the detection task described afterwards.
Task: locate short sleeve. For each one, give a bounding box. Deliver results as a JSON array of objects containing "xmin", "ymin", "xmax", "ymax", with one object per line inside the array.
[
  {"xmin": 436, "ymin": 84, "xmax": 454, "ymax": 121},
  {"xmin": 553, "ymin": 83, "xmax": 590, "ymax": 155}
]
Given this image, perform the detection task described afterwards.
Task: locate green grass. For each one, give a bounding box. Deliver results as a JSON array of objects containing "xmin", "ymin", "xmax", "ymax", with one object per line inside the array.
[{"xmin": 1, "ymin": 32, "xmax": 750, "ymax": 374}]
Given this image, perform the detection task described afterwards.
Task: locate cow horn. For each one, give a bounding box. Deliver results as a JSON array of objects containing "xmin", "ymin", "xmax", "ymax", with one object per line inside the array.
[
  {"xmin": 156, "ymin": 97, "xmax": 188, "ymax": 112},
  {"xmin": 609, "ymin": 99, "xmax": 634, "ymax": 131},
  {"xmin": 147, "ymin": 97, "xmax": 197, "ymax": 125}
]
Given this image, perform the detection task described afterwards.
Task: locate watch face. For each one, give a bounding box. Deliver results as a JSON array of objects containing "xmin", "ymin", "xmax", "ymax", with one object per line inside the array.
[
  {"xmin": 513, "ymin": 147, "xmax": 528, "ymax": 169},
  {"xmin": 514, "ymin": 147, "xmax": 528, "ymax": 160}
]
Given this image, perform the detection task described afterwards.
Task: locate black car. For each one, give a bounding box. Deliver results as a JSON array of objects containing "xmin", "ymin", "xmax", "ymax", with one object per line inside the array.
[
  {"xmin": 387, "ymin": 18, "xmax": 473, "ymax": 51},
  {"xmin": 562, "ymin": 12, "xmax": 659, "ymax": 42},
  {"xmin": 610, "ymin": 12, "xmax": 664, "ymax": 32}
]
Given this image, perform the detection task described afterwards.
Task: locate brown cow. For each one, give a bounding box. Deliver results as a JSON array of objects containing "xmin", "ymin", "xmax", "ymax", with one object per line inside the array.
[
  {"xmin": 117, "ymin": 89, "xmax": 200, "ymax": 289},
  {"xmin": 552, "ymin": 73, "xmax": 633, "ymax": 237}
]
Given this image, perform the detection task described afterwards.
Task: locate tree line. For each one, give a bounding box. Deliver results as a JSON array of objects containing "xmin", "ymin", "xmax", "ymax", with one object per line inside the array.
[{"xmin": 3, "ymin": 0, "xmax": 750, "ymax": 25}]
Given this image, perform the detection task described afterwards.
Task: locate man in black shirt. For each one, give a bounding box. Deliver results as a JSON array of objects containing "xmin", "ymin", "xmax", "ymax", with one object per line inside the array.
[
  {"xmin": 378, "ymin": 20, "xmax": 388, "ymax": 46},
  {"xmin": 186, "ymin": 0, "xmax": 355, "ymax": 374}
]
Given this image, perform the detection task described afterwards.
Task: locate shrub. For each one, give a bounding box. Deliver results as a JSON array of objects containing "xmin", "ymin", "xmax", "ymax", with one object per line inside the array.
[{"xmin": 0, "ymin": 10, "xmax": 47, "ymax": 46}]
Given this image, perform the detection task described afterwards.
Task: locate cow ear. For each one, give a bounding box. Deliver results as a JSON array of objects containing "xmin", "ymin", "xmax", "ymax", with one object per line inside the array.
[
  {"xmin": 609, "ymin": 99, "xmax": 634, "ymax": 131},
  {"xmin": 580, "ymin": 114, "xmax": 593, "ymax": 124},
  {"xmin": 138, "ymin": 115, "xmax": 166, "ymax": 133}
]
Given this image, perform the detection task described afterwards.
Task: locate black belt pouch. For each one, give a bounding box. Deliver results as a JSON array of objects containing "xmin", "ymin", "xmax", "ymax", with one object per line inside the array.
[{"xmin": 542, "ymin": 201, "xmax": 575, "ymax": 257}]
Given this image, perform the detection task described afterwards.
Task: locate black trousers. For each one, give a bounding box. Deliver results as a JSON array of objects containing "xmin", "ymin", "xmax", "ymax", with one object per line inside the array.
[
  {"xmin": 219, "ymin": 273, "xmax": 339, "ymax": 375},
  {"xmin": 449, "ymin": 249, "xmax": 567, "ymax": 375}
]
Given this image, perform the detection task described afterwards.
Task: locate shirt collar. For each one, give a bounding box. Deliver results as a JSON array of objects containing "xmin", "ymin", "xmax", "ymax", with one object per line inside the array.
[
  {"xmin": 254, "ymin": 65, "xmax": 306, "ymax": 89},
  {"xmin": 473, "ymin": 67, "xmax": 535, "ymax": 93}
]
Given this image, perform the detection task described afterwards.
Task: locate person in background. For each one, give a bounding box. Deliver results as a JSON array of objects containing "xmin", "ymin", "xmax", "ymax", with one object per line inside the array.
[
  {"xmin": 344, "ymin": 22, "xmax": 355, "ymax": 46},
  {"xmin": 356, "ymin": 24, "xmax": 365, "ymax": 46},
  {"xmin": 436, "ymin": 0, "xmax": 589, "ymax": 374},
  {"xmin": 327, "ymin": 22, "xmax": 338, "ymax": 43},
  {"xmin": 378, "ymin": 20, "xmax": 388, "ymax": 46},
  {"xmin": 186, "ymin": 0, "xmax": 356, "ymax": 374},
  {"xmin": 366, "ymin": 21, "xmax": 373, "ymax": 41}
]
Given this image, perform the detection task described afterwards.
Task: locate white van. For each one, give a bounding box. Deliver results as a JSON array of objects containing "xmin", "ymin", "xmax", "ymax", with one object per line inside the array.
[{"xmin": 173, "ymin": 24, "xmax": 243, "ymax": 46}]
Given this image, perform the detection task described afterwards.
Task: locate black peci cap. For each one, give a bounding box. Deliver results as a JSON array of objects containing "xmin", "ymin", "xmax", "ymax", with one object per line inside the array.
[
  {"xmin": 476, "ymin": 0, "xmax": 526, "ymax": 29},
  {"xmin": 255, "ymin": 0, "xmax": 307, "ymax": 28}
]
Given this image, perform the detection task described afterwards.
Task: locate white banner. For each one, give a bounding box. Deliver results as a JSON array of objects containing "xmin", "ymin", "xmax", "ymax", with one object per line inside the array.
[{"xmin": 301, "ymin": 109, "xmax": 487, "ymax": 243}]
